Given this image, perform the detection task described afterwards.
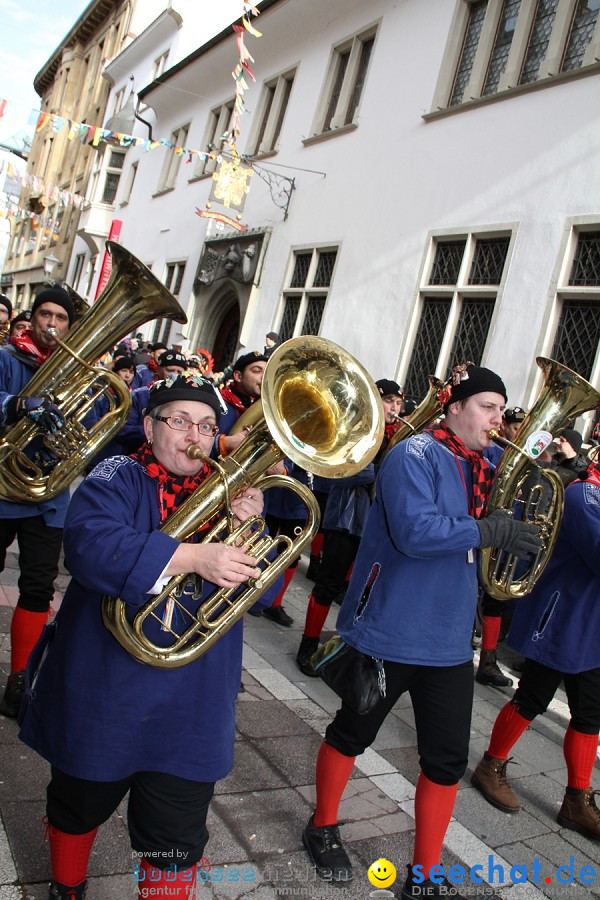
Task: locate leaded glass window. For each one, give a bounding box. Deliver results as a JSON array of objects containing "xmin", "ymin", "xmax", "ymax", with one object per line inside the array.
[
  {"xmin": 429, "ymin": 241, "xmax": 466, "ymax": 285},
  {"xmin": 450, "ymin": 1, "xmax": 488, "ymax": 105},
  {"xmin": 562, "ymin": 0, "xmax": 600, "ymax": 72},
  {"xmin": 449, "ymin": 298, "xmax": 495, "ymax": 366},
  {"xmin": 290, "ymin": 253, "xmax": 312, "ymax": 288},
  {"xmin": 483, "ymin": 0, "xmax": 522, "ymax": 95},
  {"xmin": 405, "ymin": 298, "xmax": 453, "ymax": 401},
  {"xmin": 313, "ymin": 251, "xmax": 337, "ymax": 287},
  {"xmin": 301, "ymin": 297, "xmax": 326, "ymax": 335},
  {"xmin": 551, "ymin": 300, "xmax": 600, "ymax": 379},
  {"xmin": 569, "ymin": 232, "xmax": 600, "ymax": 285},
  {"xmin": 520, "ymin": 0, "xmax": 560, "ymax": 85},
  {"xmin": 279, "ymin": 298, "xmax": 301, "ymax": 342},
  {"xmin": 469, "ymin": 237, "xmax": 510, "ymax": 284}
]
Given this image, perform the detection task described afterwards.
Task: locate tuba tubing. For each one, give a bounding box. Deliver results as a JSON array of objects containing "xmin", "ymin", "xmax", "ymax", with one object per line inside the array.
[
  {"xmin": 102, "ymin": 335, "xmax": 385, "ymax": 668},
  {"xmin": 381, "ymin": 375, "xmax": 444, "ymax": 460},
  {"xmin": 480, "ymin": 357, "xmax": 600, "ymax": 601},
  {"xmin": 0, "ymin": 241, "xmax": 187, "ymax": 502}
]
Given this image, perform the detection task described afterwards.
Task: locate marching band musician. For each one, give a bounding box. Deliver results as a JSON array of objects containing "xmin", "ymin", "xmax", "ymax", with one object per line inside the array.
[
  {"xmin": 471, "ymin": 459, "xmax": 600, "ymax": 841},
  {"xmin": 0, "ymin": 287, "xmax": 74, "ymax": 718},
  {"xmin": 300, "ymin": 364, "xmax": 543, "ymax": 897},
  {"xmin": 18, "ymin": 373, "xmax": 278, "ymax": 900}
]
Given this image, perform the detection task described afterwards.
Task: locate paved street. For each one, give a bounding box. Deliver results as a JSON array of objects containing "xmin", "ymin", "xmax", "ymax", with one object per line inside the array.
[{"xmin": 1, "ymin": 546, "xmax": 599, "ymax": 899}]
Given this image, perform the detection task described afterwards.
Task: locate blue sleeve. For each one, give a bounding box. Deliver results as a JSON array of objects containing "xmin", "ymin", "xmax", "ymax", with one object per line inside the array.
[
  {"xmin": 63, "ymin": 463, "xmax": 179, "ymax": 607},
  {"xmin": 561, "ymin": 482, "xmax": 600, "ymax": 577},
  {"xmin": 377, "ymin": 445, "xmax": 480, "ymax": 558}
]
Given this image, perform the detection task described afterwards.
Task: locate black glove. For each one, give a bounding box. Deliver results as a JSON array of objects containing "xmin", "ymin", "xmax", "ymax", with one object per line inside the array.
[
  {"xmin": 476, "ymin": 509, "xmax": 543, "ymax": 560},
  {"xmin": 5, "ymin": 396, "xmax": 65, "ymax": 434}
]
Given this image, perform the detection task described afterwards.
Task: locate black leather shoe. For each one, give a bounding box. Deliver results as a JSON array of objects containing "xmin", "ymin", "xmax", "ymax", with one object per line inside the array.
[
  {"xmin": 296, "ymin": 636, "xmax": 319, "ymax": 676},
  {"xmin": 401, "ymin": 865, "xmax": 465, "ymax": 899},
  {"xmin": 302, "ymin": 815, "xmax": 352, "ymax": 882},
  {"xmin": 262, "ymin": 606, "xmax": 294, "ymax": 627},
  {"xmin": 0, "ymin": 670, "xmax": 26, "ymax": 718},
  {"xmin": 48, "ymin": 879, "xmax": 87, "ymax": 899}
]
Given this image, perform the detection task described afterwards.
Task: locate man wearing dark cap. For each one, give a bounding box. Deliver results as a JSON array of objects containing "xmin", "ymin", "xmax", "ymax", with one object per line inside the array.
[
  {"xmin": 375, "ymin": 378, "xmax": 405, "ymax": 462},
  {"xmin": 301, "ymin": 363, "xmax": 543, "ymax": 896},
  {"xmin": 220, "ymin": 351, "xmax": 267, "ymax": 418},
  {"xmin": 146, "ymin": 341, "xmax": 168, "ymax": 378},
  {"xmin": 0, "ymin": 286, "xmax": 75, "ymax": 717},
  {"xmin": 554, "ymin": 427, "xmax": 588, "ymax": 486},
  {"xmin": 9, "ymin": 310, "xmax": 33, "ymax": 338},
  {"xmin": 0, "ymin": 293, "xmax": 12, "ymax": 328},
  {"xmin": 264, "ymin": 331, "xmax": 281, "ymax": 359}
]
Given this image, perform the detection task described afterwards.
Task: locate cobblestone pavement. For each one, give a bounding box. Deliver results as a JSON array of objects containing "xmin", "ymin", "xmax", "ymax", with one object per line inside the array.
[{"xmin": 1, "ymin": 547, "xmax": 599, "ymax": 899}]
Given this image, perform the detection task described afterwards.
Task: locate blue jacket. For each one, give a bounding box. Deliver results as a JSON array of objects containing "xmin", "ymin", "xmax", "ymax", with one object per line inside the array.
[
  {"xmin": 321, "ymin": 464, "xmax": 375, "ymax": 537},
  {"xmin": 19, "ymin": 454, "xmax": 279, "ymax": 782},
  {"xmin": 336, "ymin": 432, "xmax": 481, "ymax": 665},
  {"xmin": 508, "ymin": 479, "xmax": 600, "ymax": 673},
  {"xmin": 0, "ymin": 346, "xmax": 70, "ymax": 526}
]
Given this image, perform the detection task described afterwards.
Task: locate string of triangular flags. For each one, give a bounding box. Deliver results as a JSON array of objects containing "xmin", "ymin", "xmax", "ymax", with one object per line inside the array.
[
  {"xmin": 224, "ymin": 3, "xmax": 261, "ymax": 153},
  {"xmin": 0, "ymin": 158, "xmax": 89, "ymax": 212}
]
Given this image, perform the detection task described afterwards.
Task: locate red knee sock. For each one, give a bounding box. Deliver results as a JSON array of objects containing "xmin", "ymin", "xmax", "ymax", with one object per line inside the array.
[
  {"xmin": 303, "ymin": 595, "xmax": 330, "ymax": 640},
  {"xmin": 310, "ymin": 533, "xmax": 325, "ymax": 556},
  {"xmin": 313, "ymin": 741, "xmax": 355, "ymax": 827},
  {"xmin": 137, "ymin": 858, "xmax": 197, "ymax": 898},
  {"xmin": 10, "ymin": 607, "xmax": 48, "ymax": 672},
  {"xmin": 271, "ymin": 567, "xmax": 296, "ymax": 608},
  {"xmin": 563, "ymin": 726, "xmax": 599, "ymax": 790},
  {"xmin": 487, "ymin": 702, "xmax": 530, "ymax": 759},
  {"xmin": 481, "ymin": 615, "xmax": 502, "ymax": 651},
  {"xmin": 48, "ymin": 824, "xmax": 98, "ymax": 887},
  {"xmin": 412, "ymin": 773, "xmax": 458, "ymax": 877}
]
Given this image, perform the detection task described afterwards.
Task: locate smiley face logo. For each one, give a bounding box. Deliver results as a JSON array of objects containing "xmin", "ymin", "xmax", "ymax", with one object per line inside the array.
[{"xmin": 367, "ymin": 858, "xmax": 397, "ymax": 888}]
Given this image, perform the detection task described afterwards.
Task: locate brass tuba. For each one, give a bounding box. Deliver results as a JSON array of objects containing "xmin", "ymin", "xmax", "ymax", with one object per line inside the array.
[
  {"xmin": 102, "ymin": 336, "xmax": 385, "ymax": 668},
  {"xmin": 0, "ymin": 241, "xmax": 187, "ymax": 502},
  {"xmin": 480, "ymin": 357, "xmax": 600, "ymax": 601},
  {"xmin": 382, "ymin": 375, "xmax": 444, "ymax": 459}
]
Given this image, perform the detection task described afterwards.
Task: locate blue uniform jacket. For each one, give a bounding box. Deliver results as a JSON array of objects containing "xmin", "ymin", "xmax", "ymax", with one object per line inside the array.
[
  {"xmin": 19, "ymin": 454, "xmax": 279, "ymax": 782},
  {"xmin": 336, "ymin": 432, "xmax": 481, "ymax": 666},
  {"xmin": 508, "ymin": 479, "xmax": 600, "ymax": 673},
  {"xmin": 321, "ymin": 464, "xmax": 375, "ymax": 537},
  {"xmin": 0, "ymin": 347, "xmax": 70, "ymax": 526}
]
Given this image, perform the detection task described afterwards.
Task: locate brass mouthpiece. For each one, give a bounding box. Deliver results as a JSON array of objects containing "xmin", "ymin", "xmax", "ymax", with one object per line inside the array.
[{"xmin": 186, "ymin": 445, "xmax": 207, "ymax": 460}]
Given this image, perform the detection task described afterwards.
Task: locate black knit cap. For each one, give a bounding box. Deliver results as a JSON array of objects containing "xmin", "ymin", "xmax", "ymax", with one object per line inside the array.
[
  {"xmin": 0, "ymin": 294, "xmax": 12, "ymax": 317},
  {"xmin": 145, "ymin": 373, "xmax": 223, "ymax": 421},
  {"xmin": 114, "ymin": 356, "xmax": 136, "ymax": 373},
  {"xmin": 561, "ymin": 428, "xmax": 583, "ymax": 454},
  {"xmin": 376, "ymin": 378, "xmax": 404, "ymax": 398},
  {"xmin": 31, "ymin": 286, "xmax": 75, "ymax": 325},
  {"xmin": 233, "ymin": 350, "xmax": 268, "ymax": 372},
  {"xmin": 446, "ymin": 365, "xmax": 507, "ymax": 407},
  {"xmin": 504, "ymin": 406, "xmax": 527, "ymax": 424}
]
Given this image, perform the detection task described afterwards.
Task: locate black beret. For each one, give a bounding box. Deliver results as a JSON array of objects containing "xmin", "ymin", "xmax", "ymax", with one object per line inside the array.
[
  {"xmin": 31, "ymin": 286, "xmax": 75, "ymax": 325},
  {"xmin": 150, "ymin": 341, "xmax": 168, "ymax": 352},
  {"xmin": 158, "ymin": 349, "xmax": 188, "ymax": 369},
  {"xmin": 376, "ymin": 379, "xmax": 404, "ymax": 398},
  {"xmin": 0, "ymin": 294, "xmax": 12, "ymax": 317},
  {"xmin": 145, "ymin": 373, "xmax": 223, "ymax": 421},
  {"xmin": 504, "ymin": 406, "xmax": 527, "ymax": 425},
  {"xmin": 233, "ymin": 350, "xmax": 268, "ymax": 372},
  {"xmin": 9, "ymin": 310, "xmax": 32, "ymax": 332}
]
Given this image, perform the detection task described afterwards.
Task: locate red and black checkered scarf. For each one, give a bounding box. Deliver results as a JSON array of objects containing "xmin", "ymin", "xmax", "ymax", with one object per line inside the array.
[
  {"xmin": 132, "ymin": 441, "xmax": 212, "ymax": 524},
  {"xmin": 10, "ymin": 332, "xmax": 54, "ymax": 365},
  {"xmin": 426, "ymin": 421, "xmax": 493, "ymax": 519}
]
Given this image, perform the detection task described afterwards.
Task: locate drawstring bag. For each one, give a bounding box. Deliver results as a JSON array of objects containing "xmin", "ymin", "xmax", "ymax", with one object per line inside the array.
[{"xmin": 311, "ymin": 635, "xmax": 386, "ymax": 716}]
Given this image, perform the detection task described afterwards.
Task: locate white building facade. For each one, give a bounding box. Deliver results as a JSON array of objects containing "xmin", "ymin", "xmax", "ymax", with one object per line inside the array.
[{"xmin": 70, "ymin": 0, "xmax": 600, "ymax": 430}]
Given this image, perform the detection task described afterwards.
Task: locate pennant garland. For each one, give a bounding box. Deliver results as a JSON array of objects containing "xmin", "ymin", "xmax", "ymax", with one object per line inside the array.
[{"xmin": 223, "ymin": 4, "xmax": 262, "ymax": 154}]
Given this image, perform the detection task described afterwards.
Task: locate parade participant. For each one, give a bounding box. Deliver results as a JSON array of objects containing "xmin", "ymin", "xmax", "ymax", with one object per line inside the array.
[
  {"xmin": 296, "ymin": 379, "xmax": 401, "ymax": 674},
  {"xmin": 18, "ymin": 373, "xmax": 272, "ymax": 899},
  {"xmin": 471, "ymin": 463, "xmax": 600, "ymax": 841},
  {"xmin": 264, "ymin": 331, "xmax": 281, "ymax": 358},
  {"xmin": 0, "ymin": 287, "xmax": 74, "ymax": 718},
  {"xmin": 0, "ymin": 293, "xmax": 11, "ymax": 326},
  {"xmin": 553, "ymin": 428, "xmax": 588, "ymax": 486},
  {"xmin": 113, "ymin": 355, "xmax": 136, "ymax": 388},
  {"xmin": 300, "ymin": 364, "xmax": 543, "ymax": 895},
  {"xmin": 477, "ymin": 406, "xmax": 528, "ymax": 688},
  {"xmin": 146, "ymin": 341, "xmax": 168, "ymax": 378},
  {"xmin": 220, "ymin": 351, "xmax": 267, "ymax": 417},
  {"xmin": 8, "ymin": 310, "xmax": 33, "ymax": 339}
]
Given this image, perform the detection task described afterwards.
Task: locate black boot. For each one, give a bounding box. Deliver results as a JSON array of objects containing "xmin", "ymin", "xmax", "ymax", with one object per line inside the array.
[
  {"xmin": 475, "ymin": 650, "xmax": 512, "ymax": 687},
  {"xmin": 0, "ymin": 670, "xmax": 26, "ymax": 718},
  {"xmin": 306, "ymin": 554, "xmax": 321, "ymax": 581},
  {"xmin": 48, "ymin": 879, "xmax": 87, "ymax": 899},
  {"xmin": 296, "ymin": 636, "xmax": 319, "ymax": 676}
]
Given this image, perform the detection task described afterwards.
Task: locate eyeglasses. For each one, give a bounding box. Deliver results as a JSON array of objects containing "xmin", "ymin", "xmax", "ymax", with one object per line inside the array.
[{"xmin": 155, "ymin": 415, "xmax": 218, "ymax": 435}]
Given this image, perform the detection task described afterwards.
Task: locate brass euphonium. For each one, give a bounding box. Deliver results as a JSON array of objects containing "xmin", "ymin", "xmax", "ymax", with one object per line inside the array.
[
  {"xmin": 102, "ymin": 336, "xmax": 385, "ymax": 668},
  {"xmin": 382, "ymin": 375, "xmax": 444, "ymax": 459},
  {"xmin": 0, "ymin": 241, "xmax": 187, "ymax": 502},
  {"xmin": 480, "ymin": 357, "xmax": 600, "ymax": 601}
]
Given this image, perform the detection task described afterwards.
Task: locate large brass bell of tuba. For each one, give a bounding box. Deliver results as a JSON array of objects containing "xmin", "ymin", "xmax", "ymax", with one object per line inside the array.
[
  {"xmin": 0, "ymin": 241, "xmax": 187, "ymax": 502},
  {"xmin": 480, "ymin": 357, "xmax": 600, "ymax": 601},
  {"xmin": 381, "ymin": 375, "xmax": 444, "ymax": 460},
  {"xmin": 102, "ymin": 336, "xmax": 385, "ymax": 668}
]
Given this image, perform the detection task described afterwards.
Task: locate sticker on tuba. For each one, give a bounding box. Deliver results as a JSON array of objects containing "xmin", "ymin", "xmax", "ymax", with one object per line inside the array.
[{"xmin": 525, "ymin": 430, "xmax": 553, "ymax": 459}]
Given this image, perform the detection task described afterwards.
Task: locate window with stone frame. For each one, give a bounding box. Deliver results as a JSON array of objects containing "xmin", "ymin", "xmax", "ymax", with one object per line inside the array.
[
  {"xmin": 152, "ymin": 261, "xmax": 187, "ymax": 345},
  {"xmin": 550, "ymin": 228, "xmax": 600, "ymax": 382},
  {"xmin": 101, "ymin": 150, "xmax": 126, "ymax": 204},
  {"xmin": 246, "ymin": 68, "xmax": 296, "ymax": 157},
  {"xmin": 432, "ymin": 0, "xmax": 600, "ymax": 112},
  {"xmin": 194, "ymin": 100, "xmax": 235, "ymax": 178},
  {"xmin": 277, "ymin": 248, "xmax": 338, "ymax": 341},
  {"xmin": 156, "ymin": 123, "xmax": 190, "ymax": 193},
  {"xmin": 404, "ymin": 232, "xmax": 511, "ymax": 401},
  {"xmin": 308, "ymin": 24, "xmax": 378, "ymax": 139}
]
